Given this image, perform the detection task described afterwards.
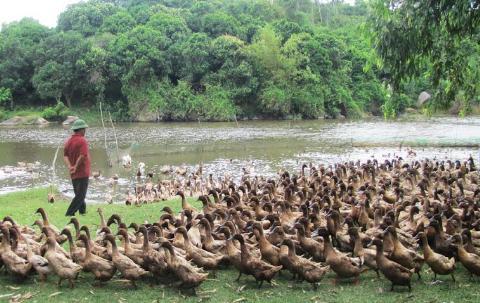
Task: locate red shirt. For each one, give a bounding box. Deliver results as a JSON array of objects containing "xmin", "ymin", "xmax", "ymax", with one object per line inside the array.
[{"xmin": 64, "ymin": 133, "xmax": 91, "ymax": 180}]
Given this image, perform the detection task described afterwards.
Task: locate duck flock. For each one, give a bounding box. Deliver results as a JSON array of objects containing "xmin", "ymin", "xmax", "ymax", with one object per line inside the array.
[{"xmin": 2, "ymin": 156, "xmax": 480, "ymax": 296}]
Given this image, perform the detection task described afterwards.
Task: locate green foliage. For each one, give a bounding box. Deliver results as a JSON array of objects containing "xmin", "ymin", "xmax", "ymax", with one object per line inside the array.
[
  {"xmin": 368, "ymin": 0, "xmax": 480, "ymax": 114},
  {"xmin": 101, "ymin": 10, "xmax": 136, "ymax": 34},
  {"xmin": 0, "ymin": 87, "xmax": 12, "ymax": 106},
  {"xmin": 201, "ymin": 12, "xmax": 243, "ymax": 39},
  {"xmin": 32, "ymin": 61, "xmax": 63, "ymax": 102},
  {"xmin": 382, "ymin": 93, "xmax": 411, "ymax": 119},
  {"xmin": 200, "ymin": 85, "xmax": 237, "ymax": 121},
  {"xmin": 58, "ymin": 1, "xmax": 118, "ymax": 36},
  {"xmin": 259, "ymin": 82, "xmax": 291, "ymax": 117},
  {"xmin": 0, "ymin": 0, "xmax": 445, "ymax": 121},
  {"xmin": 207, "ymin": 35, "xmax": 258, "ymax": 107},
  {"xmin": 41, "ymin": 102, "xmax": 72, "ymax": 121},
  {"xmin": 272, "ymin": 19, "xmax": 308, "ymax": 44},
  {"xmin": 0, "ymin": 18, "xmax": 51, "ymax": 108},
  {"xmin": 181, "ymin": 33, "xmax": 212, "ymax": 85},
  {"xmin": 147, "ymin": 80, "xmax": 198, "ymax": 121}
]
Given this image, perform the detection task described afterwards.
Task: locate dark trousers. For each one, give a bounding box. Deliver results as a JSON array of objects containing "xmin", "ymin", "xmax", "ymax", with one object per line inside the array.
[{"xmin": 66, "ymin": 177, "xmax": 88, "ymax": 216}]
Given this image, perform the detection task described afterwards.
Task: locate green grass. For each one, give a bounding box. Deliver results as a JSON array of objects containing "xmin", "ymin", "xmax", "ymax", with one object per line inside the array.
[
  {"xmin": 69, "ymin": 106, "xmax": 101, "ymax": 125},
  {"xmin": 0, "ymin": 107, "xmax": 42, "ymax": 123},
  {"xmin": 1, "ymin": 188, "xmax": 480, "ymax": 303},
  {"xmin": 0, "ymin": 106, "xmax": 101, "ymax": 125}
]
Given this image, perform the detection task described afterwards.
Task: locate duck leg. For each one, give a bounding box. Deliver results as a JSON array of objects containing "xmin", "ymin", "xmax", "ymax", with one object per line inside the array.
[
  {"xmin": 211, "ymin": 270, "xmax": 217, "ymax": 278},
  {"xmin": 180, "ymin": 287, "xmax": 196, "ymax": 296},
  {"xmin": 451, "ymin": 273, "xmax": 455, "ymax": 282},
  {"xmin": 235, "ymin": 272, "xmax": 242, "ymax": 282},
  {"xmin": 433, "ymin": 272, "xmax": 437, "ymax": 281},
  {"xmin": 257, "ymin": 280, "xmax": 264, "ymax": 288},
  {"xmin": 407, "ymin": 282, "xmax": 411, "ymax": 292},
  {"xmin": 375, "ymin": 269, "xmax": 380, "ymax": 278},
  {"xmin": 332, "ymin": 277, "xmax": 339, "ymax": 286},
  {"xmin": 354, "ymin": 276, "xmax": 360, "ymax": 286},
  {"xmin": 57, "ymin": 278, "xmax": 63, "ymax": 287},
  {"xmin": 131, "ymin": 280, "xmax": 138, "ymax": 289},
  {"xmin": 390, "ymin": 283, "xmax": 394, "ymax": 291},
  {"xmin": 69, "ymin": 279, "xmax": 75, "ymax": 289}
]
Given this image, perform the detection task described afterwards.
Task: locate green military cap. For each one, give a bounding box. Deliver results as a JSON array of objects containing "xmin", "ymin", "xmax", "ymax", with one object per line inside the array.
[{"xmin": 70, "ymin": 119, "xmax": 88, "ymax": 130}]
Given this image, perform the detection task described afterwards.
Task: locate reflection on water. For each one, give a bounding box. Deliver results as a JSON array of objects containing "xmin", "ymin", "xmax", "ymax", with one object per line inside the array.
[{"xmin": 1, "ymin": 117, "xmax": 480, "ymax": 202}]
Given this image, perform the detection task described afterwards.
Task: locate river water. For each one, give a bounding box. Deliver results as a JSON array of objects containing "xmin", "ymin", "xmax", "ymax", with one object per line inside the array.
[{"xmin": 1, "ymin": 117, "xmax": 480, "ymax": 202}]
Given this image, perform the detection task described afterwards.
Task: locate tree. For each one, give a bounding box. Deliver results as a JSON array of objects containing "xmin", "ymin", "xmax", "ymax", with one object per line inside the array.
[
  {"xmin": 180, "ymin": 33, "xmax": 212, "ymax": 88},
  {"xmin": 0, "ymin": 18, "xmax": 51, "ymax": 108},
  {"xmin": 147, "ymin": 12, "xmax": 190, "ymax": 43},
  {"xmin": 101, "ymin": 10, "xmax": 136, "ymax": 34},
  {"xmin": 272, "ymin": 19, "xmax": 306, "ymax": 43},
  {"xmin": 369, "ymin": 0, "xmax": 480, "ymax": 110},
  {"xmin": 282, "ymin": 33, "xmax": 324, "ymax": 118},
  {"xmin": 249, "ymin": 26, "xmax": 297, "ymax": 117},
  {"xmin": 58, "ymin": 1, "xmax": 118, "ymax": 36},
  {"xmin": 201, "ymin": 12, "xmax": 243, "ymax": 39},
  {"xmin": 249, "ymin": 25, "xmax": 295, "ymax": 82},
  {"xmin": 0, "ymin": 0, "xmax": 393, "ymax": 121},
  {"xmin": 206, "ymin": 35, "xmax": 258, "ymax": 113},
  {"xmin": 32, "ymin": 61, "xmax": 64, "ymax": 103},
  {"xmin": 185, "ymin": 1, "xmax": 219, "ymax": 32},
  {"xmin": 33, "ymin": 31, "xmax": 93, "ymax": 107},
  {"xmin": 108, "ymin": 25, "xmax": 169, "ymax": 115}
]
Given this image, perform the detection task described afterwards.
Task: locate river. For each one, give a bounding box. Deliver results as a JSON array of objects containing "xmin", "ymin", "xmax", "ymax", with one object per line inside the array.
[{"xmin": 1, "ymin": 117, "xmax": 479, "ymax": 202}]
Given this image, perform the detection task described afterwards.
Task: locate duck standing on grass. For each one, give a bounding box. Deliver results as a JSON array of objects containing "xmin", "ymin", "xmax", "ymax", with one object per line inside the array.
[{"xmin": 63, "ymin": 119, "xmax": 91, "ymax": 216}]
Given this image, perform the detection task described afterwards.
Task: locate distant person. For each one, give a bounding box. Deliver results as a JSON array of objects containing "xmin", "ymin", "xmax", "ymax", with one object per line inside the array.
[{"xmin": 63, "ymin": 119, "xmax": 90, "ymax": 216}]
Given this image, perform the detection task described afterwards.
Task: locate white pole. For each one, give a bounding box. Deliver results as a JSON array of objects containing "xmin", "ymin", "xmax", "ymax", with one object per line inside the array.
[
  {"xmin": 108, "ymin": 111, "xmax": 120, "ymax": 164},
  {"xmin": 99, "ymin": 102, "xmax": 112, "ymax": 167}
]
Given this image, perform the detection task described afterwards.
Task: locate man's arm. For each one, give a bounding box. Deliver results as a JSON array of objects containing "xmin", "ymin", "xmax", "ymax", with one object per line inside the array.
[
  {"xmin": 70, "ymin": 154, "xmax": 85, "ymax": 174},
  {"xmin": 63, "ymin": 156, "xmax": 72, "ymax": 170}
]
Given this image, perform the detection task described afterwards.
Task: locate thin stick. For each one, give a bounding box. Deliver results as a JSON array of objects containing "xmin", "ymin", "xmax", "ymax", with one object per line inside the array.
[
  {"xmin": 50, "ymin": 144, "xmax": 61, "ymax": 194},
  {"xmin": 52, "ymin": 144, "xmax": 61, "ymax": 174},
  {"xmin": 108, "ymin": 111, "xmax": 120, "ymax": 164},
  {"xmin": 234, "ymin": 114, "xmax": 239, "ymax": 127},
  {"xmin": 99, "ymin": 102, "xmax": 112, "ymax": 167}
]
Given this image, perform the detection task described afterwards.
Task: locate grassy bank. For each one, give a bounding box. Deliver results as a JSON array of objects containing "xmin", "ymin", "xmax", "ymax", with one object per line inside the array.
[
  {"xmin": 0, "ymin": 106, "xmax": 101, "ymax": 125},
  {"xmin": 3, "ymin": 105, "xmax": 480, "ymax": 126},
  {"xmin": 1, "ymin": 188, "xmax": 480, "ymax": 302}
]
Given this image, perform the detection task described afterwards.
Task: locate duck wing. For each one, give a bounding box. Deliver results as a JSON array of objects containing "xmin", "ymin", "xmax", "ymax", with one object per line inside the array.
[
  {"xmin": 339, "ymin": 253, "xmax": 363, "ymax": 267},
  {"xmin": 30, "ymin": 255, "xmax": 48, "ymax": 267},
  {"xmin": 392, "ymin": 262, "xmax": 414, "ymax": 275}
]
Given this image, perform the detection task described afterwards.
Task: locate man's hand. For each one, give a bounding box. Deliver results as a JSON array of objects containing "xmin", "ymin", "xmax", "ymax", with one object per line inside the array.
[{"xmin": 69, "ymin": 166, "xmax": 77, "ymax": 174}]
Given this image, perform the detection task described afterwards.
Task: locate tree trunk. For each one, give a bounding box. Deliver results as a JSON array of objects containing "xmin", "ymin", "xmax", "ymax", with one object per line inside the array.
[{"xmin": 64, "ymin": 94, "xmax": 72, "ymax": 108}]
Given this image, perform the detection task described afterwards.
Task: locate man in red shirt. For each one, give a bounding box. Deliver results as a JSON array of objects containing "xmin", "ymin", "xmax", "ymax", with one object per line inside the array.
[{"xmin": 63, "ymin": 119, "xmax": 91, "ymax": 216}]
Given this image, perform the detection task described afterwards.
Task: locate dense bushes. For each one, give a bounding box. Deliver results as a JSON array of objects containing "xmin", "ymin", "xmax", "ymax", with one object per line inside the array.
[{"xmin": 41, "ymin": 102, "xmax": 72, "ymax": 121}]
